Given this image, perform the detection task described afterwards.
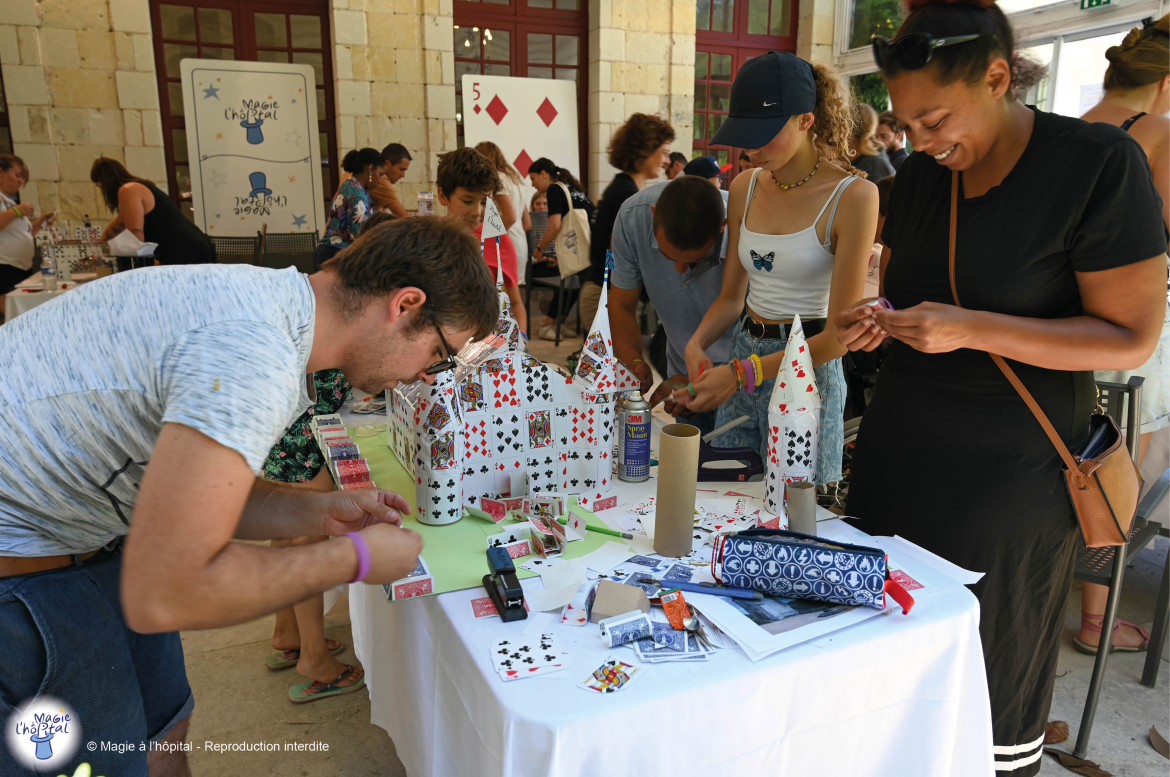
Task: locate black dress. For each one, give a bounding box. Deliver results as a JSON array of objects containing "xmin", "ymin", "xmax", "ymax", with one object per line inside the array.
[
  {"xmin": 847, "ymin": 109, "xmax": 1166, "ymax": 776},
  {"xmin": 142, "ymin": 183, "xmax": 217, "ymax": 265}
]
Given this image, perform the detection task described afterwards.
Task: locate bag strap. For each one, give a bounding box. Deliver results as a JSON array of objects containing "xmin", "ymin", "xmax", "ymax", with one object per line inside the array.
[
  {"xmin": 554, "ymin": 182, "xmax": 575, "ymax": 215},
  {"xmin": 948, "ymin": 172, "xmax": 1087, "ymax": 487}
]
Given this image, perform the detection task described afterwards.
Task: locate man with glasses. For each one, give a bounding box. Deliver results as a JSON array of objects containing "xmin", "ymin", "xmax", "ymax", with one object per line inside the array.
[
  {"xmin": 0, "ymin": 216, "xmax": 497, "ymax": 776},
  {"xmin": 609, "ymin": 175, "xmax": 733, "ymax": 435}
]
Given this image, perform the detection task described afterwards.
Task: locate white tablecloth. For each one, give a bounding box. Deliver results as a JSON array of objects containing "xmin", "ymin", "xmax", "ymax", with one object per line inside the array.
[
  {"xmin": 5, "ymin": 287, "xmax": 67, "ymax": 319},
  {"xmin": 348, "ymin": 524, "xmax": 995, "ymax": 777}
]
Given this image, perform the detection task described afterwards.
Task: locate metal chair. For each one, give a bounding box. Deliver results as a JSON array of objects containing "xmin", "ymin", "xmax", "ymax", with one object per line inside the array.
[
  {"xmin": 523, "ymin": 250, "xmax": 581, "ymax": 347},
  {"xmin": 211, "ymin": 235, "xmax": 261, "ymax": 265},
  {"xmin": 260, "ymin": 230, "xmax": 318, "ymax": 273},
  {"xmin": 1071, "ymin": 376, "xmax": 1168, "ymax": 759}
]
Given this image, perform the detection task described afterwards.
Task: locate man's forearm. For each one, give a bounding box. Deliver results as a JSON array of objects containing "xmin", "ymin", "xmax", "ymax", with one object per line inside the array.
[
  {"xmin": 235, "ymin": 478, "xmax": 325, "ymax": 540},
  {"xmin": 126, "ymin": 535, "xmax": 358, "ymax": 632},
  {"xmin": 610, "ymin": 305, "xmax": 643, "ymax": 369}
]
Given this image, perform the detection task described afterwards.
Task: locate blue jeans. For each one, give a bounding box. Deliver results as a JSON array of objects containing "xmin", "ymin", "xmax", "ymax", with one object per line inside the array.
[
  {"xmin": 0, "ymin": 544, "xmax": 194, "ymax": 777},
  {"xmin": 713, "ymin": 325, "xmax": 846, "ymax": 484}
]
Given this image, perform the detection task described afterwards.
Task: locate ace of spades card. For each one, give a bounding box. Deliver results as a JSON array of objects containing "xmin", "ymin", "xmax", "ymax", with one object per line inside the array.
[{"xmin": 460, "ymin": 75, "xmax": 580, "ymax": 182}]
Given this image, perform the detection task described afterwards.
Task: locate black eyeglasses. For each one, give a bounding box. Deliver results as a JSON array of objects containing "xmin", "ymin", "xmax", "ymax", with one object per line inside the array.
[
  {"xmin": 424, "ymin": 313, "xmax": 458, "ymax": 376},
  {"xmin": 872, "ymin": 33, "xmax": 985, "ymax": 71}
]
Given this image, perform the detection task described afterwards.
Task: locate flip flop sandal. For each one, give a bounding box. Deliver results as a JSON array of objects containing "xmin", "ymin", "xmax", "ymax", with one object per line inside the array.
[
  {"xmin": 265, "ymin": 640, "xmax": 346, "ymax": 670},
  {"xmin": 288, "ymin": 664, "xmax": 365, "ymax": 704},
  {"xmin": 1072, "ymin": 616, "xmax": 1150, "ymax": 655}
]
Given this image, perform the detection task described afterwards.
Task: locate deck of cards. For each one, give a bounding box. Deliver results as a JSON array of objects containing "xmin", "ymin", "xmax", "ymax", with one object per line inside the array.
[
  {"xmin": 489, "ymin": 632, "xmax": 569, "ymax": 682},
  {"xmin": 382, "ymin": 557, "xmax": 434, "ymax": 601}
]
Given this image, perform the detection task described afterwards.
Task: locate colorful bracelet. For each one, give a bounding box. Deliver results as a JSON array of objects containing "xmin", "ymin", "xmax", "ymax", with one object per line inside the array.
[
  {"xmin": 750, "ymin": 353, "xmax": 765, "ymax": 387},
  {"xmin": 731, "ymin": 359, "xmax": 744, "ymax": 389},
  {"xmin": 344, "ymin": 532, "xmax": 371, "ymax": 584},
  {"xmin": 743, "ymin": 357, "xmax": 756, "ymax": 394}
]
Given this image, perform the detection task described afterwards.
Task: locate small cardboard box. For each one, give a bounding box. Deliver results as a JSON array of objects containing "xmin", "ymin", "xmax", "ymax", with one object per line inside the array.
[{"xmin": 587, "ymin": 579, "xmax": 650, "ymax": 624}]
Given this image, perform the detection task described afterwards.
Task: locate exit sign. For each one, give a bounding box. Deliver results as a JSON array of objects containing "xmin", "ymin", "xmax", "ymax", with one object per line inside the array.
[{"xmin": 1081, "ymin": 0, "xmax": 1111, "ymax": 9}]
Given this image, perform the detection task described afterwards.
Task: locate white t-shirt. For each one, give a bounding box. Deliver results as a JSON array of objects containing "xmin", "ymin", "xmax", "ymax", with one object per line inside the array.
[
  {"xmin": 498, "ymin": 172, "xmax": 528, "ymax": 263},
  {"xmin": 0, "ymin": 191, "xmax": 35, "ymax": 271},
  {"xmin": 0, "ymin": 264, "xmax": 317, "ymax": 556}
]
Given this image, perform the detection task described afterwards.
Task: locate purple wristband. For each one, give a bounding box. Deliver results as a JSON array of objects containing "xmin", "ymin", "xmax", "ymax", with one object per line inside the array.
[
  {"xmin": 344, "ymin": 532, "xmax": 371, "ymax": 584},
  {"xmin": 743, "ymin": 357, "xmax": 756, "ymax": 394}
]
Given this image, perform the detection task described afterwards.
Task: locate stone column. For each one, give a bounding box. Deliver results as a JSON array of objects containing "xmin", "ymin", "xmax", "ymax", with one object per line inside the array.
[
  {"xmin": 797, "ymin": 0, "xmax": 836, "ymax": 64},
  {"xmin": 0, "ymin": 0, "xmax": 166, "ymax": 226},
  {"xmin": 332, "ymin": 0, "xmax": 456, "ymax": 208},
  {"xmin": 587, "ymin": 0, "xmax": 696, "ymax": 201}
]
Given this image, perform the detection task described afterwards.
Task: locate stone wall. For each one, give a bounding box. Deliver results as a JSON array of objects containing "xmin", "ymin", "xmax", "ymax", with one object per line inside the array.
[
  {"xmin": 0, "ymin": 0, "xmax": 165, "ymax": 226},
  {"xmin": 329, "ymin": 0, "xmax": 456, "ymax": 209},
  {"xmin": 586, "ymin": 0, "xmax": 695, "ymax": 201}
]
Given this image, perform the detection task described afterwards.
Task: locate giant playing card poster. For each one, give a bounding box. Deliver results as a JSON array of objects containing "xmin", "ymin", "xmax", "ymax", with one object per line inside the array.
[
  {"xmin": 461, "ymin": 75, "xmax": 579, "ymax": 181},
  {"xmin": 180, "ymin": 59, "xmax": 323, "ymax": 237}
]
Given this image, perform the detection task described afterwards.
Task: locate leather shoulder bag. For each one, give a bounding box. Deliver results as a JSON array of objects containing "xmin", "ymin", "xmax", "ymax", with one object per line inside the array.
[{"xmin": 947, "ymin": 171, "xmax": 1141, "ymax": 547}]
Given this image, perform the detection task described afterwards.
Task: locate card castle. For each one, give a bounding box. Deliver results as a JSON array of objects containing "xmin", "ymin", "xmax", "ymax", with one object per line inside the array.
[{"xmin": 387, "ymin": 245, "xmax": 640, "ymax": 525}]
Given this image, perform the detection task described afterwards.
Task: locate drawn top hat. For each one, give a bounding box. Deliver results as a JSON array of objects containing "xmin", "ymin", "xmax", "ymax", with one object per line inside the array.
[
  {"xmin": 240, "ymin": 118, "xmax": 265, "ymax": 145},
  {"xmin": 247, "ymin": 172, "xmax": 272, "ymax": 199}
]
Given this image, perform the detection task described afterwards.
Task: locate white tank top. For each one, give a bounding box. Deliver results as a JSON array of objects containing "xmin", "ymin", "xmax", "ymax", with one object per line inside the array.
[{"xmin": 738, "ymin": 168, "xmax": 857, "ymax": 320}]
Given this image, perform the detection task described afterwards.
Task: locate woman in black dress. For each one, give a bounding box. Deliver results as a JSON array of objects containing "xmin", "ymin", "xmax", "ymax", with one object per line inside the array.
[
  {"xmin": 91, "ymin": 157, "xmax": 217, "ymax": 265},
  {"xmin": 836, "ymin": 1, "xmax": 1167, "ymax": 774}
]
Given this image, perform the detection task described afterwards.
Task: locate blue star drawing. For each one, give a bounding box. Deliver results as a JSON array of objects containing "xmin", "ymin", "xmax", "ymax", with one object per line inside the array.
[
  {"xmin": 202, "ymin": 84, "xmax": 220, "ymax": 99},
  {"xmin": 215, "ymin": 214, "xmax": 221, "ymax": 219},
  {"xmin": 285, "ymin": 129, "xmax": 303, "ymax": 147},
  {"xmin": 291, "ymin": 98, "xmax": 297, "ymax": 104},
  {"xmin": 208, "ymin": 170, "xmax": 228, "ymax": 188},
  {"xmin": 291, "ymin": 214, "xmax": 307, "ymax": 228}
]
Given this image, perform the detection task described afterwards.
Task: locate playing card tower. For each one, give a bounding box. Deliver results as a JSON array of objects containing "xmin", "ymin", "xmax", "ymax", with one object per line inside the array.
[
  {"xmin": 764, "ymin": 314, "xmax": 821, "ymax": 515},
  {"xmin": 391, "ymin": 227, "xmax": 638, "ymax": 525}
]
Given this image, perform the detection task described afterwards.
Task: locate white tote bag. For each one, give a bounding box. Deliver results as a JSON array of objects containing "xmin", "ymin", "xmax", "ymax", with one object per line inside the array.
[{"xmin": 552, "ymin": 183, "xmax": 592, "ymax": 278}]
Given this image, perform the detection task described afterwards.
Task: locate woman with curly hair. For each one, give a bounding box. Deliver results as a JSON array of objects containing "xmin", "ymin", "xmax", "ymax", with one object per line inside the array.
[
  {"xmin": 1076, "ymin": 14, "xmax": 1169, "ymax": 656},
  {"xmin": 675, "ymin": 52, "xmax": 877, "ymax": 488},
  {"xmin": 835, "ymin": 1, "xmax": 1165, "ymax": 769},
  {"xmin": 578, "ymin": 113, "xmax": 676, "ymax": 335}
]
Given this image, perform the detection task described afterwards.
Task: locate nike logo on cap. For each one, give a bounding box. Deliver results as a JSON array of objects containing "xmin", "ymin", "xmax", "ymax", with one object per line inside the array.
[{"xmin": 763, "ymin": 101, "xmax": 776, "ymax": 106}]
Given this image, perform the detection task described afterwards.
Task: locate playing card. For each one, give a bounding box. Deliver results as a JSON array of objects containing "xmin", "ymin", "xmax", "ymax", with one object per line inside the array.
[
  {"xmin": 489, "ymin": 633, "xmax": 569, "ymax": 681},
  {"xmin": 527, "ymin": 409, "xmax": 553, "ymax": 449},
  {"xmin": 488, "ymin": 368, "xmax": 522, "ymax": 410},
  {"xmin": 491, "ymin": 412, "xmax": 525, "ymax": 456},
  {"xmin": 460, "ymin": 74, "xmax": 581, "ymax": 182},
  {"xmin": 459, "ymin": 375, "xmax": 485, "ymax": 414},
  {"xmin": 471, "ymin": 595, "xmax": 531, "ymax": 619},
  {"xmin": 580, "ymin": 658, "xmax": 643, "ymax": 694},
  {"xmin": 486, "ymin": 526, "xmax": 530, "ymax": 549},
  {"xmin": 661, "ymin": 563, "xmax": 693, "ymax": 583},
  {"xmin": 480, "ymin": 497, "xmax": 507, "ymax": 523},
  {"xmin": 525, "ymin": 453, "xmax": 557, "ymax": 493},
  {"xmin": 626, "ymin": 555, "xmax": 661, "ymax": 567},
  {"xmin": 492, "ymin": 456, "xmax": 525, "ymax": 495},
  {"xmin": 463, "ymin": 414, "xmax": 492, "ymax": 462},
  {"xmin": 577, "ymin": 491, "xmax": 618, "ymax": 513},
  {"xmin": 522, "ymin": 364, "xmax": 555, "ymax": 406}
]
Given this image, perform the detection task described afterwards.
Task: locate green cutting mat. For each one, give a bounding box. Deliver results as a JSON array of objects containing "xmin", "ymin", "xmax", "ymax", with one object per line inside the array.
[{"xmin": 358, "ymin": 432, "xmax": 620, "ymax": 594}]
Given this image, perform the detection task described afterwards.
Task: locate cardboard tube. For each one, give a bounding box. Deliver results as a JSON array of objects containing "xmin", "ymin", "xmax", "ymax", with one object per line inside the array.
[
  {"xmin": 787, "ymin": 481, "xmax": 817, "ymax": 536},
  {"xmin": 654, "ymin": 424, "xmax": 700, "ymax": 557}
]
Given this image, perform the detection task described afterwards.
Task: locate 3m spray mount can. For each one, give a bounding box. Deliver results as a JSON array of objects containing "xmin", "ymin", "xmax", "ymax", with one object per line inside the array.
[{"xmin": 617, "ymin": 392, "xmax": 651, "ymax": 482}]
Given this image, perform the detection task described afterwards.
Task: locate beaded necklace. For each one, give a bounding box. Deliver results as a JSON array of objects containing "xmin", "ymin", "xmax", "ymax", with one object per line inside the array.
[{"xmin": 771, "ymin": 156, "xmax": 821, "ymax": 190}]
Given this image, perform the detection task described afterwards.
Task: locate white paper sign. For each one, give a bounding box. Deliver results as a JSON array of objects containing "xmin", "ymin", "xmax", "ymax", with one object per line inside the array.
[
  {"xmin": 482, "ymin": 196, "xmax": 507, "ymax": 240},
  {"xmin": 461, "ymin": 75, "xmax": 580, "ymax": 181},
  {"xmin": 181, "ymin": 59, "xmax": 324, "ymax": 237}
]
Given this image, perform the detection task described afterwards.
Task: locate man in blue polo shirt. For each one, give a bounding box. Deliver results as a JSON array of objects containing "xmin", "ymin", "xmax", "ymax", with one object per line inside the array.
[{"xmin": 609, "ymin": 175, "xmax": 732, "ymax": 433}]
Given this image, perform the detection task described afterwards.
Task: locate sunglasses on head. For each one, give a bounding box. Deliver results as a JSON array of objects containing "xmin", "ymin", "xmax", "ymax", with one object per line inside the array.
[
  {"xmin": 872, "ymin": 33, "xmax": 986, "ymax": 71},
  {"xmin": 424, "ymin": 310, "xmax": 458, "ymax": 376}
]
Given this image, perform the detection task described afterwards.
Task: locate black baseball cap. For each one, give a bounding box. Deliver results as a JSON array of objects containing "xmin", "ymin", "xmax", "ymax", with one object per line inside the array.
[
  {"xmin": 683, "ymin": 155, "xmax": 721, "ymax": 178},
  {"xmin": 709, "ymin": 51, "xmax": 817, "ymax": 150}
]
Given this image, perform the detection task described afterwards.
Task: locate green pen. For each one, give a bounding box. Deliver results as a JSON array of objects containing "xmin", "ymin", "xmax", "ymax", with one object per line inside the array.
[{"xmin": 556, "ymin": 517, "xmax": 633, "ymax": 540}]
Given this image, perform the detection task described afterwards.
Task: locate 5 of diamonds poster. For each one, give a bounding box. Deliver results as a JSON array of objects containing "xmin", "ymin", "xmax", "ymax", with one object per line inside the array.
[
  {"xmin": 460, "ymin": 75, "xmax": 579, "ymax": 181},
  {"xmin": 181, "ymin": 59, "xmax": 323, "ymax": 237}
]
